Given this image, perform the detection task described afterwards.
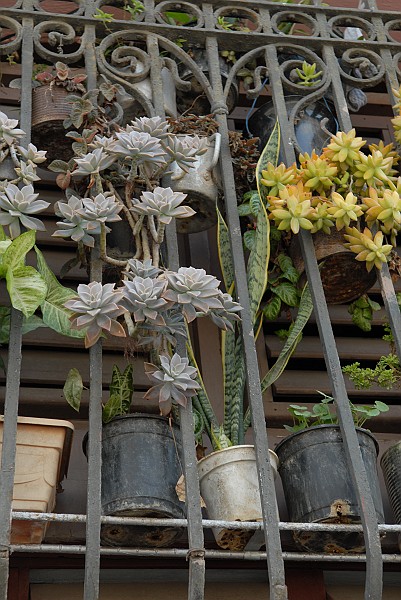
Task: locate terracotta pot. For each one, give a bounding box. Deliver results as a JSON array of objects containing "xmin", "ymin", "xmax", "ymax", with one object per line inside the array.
[
  {"xmin": 0, "ymin": 415, "xmax": 74, "ymax": 544},
  {"xmin": 31, "ymin": 85, "xmax": 74, "ymax": 164},
  {"xmin": 290, "ymin": 229, "xmax": 377, "ymax": 304}
]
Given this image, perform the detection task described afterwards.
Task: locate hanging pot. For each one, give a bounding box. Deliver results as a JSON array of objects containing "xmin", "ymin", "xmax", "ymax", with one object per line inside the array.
[
  {"xmin": 275, "ymin": 425, "xmax": 384, "ymax": 553},
  {"xmin": 176, "ymin": 50, "xmax": 238, "ymax": 116},
  {"xmin": 83, "ymin": 413, "xmax": 185, "ymax": 547},
  {"xmin": 0, "ymin": 157, "xmax": 17, "ymax": 181},
  {"xmin": 381, "ymin": 442, "xmax": 401, "ymax": 552},
  {"xmin": 289, "ymin": 228, "xmax": 376, "ymax": 304},
  {"xmin": 0, "ymin": 415, "xmax": 74, "ymax": 544},
  {"xmin": 197, "ymin": 444, "xmax": 279, "ymax": 551},
  {"xmin": 31, "ymin": 85, "xmax": 74, "ymax": 164},
  {"xmin": 247, "ymin": 95, "xmax": 337, "ymax": 157},
  {"xmin": 164, "ymin": 133, "xmax": 221, "ymax": 234}
]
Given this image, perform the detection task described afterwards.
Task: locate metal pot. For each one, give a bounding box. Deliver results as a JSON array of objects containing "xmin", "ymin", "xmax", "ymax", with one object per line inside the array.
[
  {"xmin": 275, "ymin": 425, "xmax": 384, "ymax": 553},
  {"xmin": 381, "ymin": 442, "xmax": 401, "ymax": 552},
  {"xmin": 198, "ymin": 444, "xmax": 279, "ymax": 551},
  {"xmin": 164, "ymin": 133, "xmax": 221, "ymax": 234}
]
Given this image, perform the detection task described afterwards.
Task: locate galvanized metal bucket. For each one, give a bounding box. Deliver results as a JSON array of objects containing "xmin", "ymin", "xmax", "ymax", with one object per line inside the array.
[
  {"xmin": 197, "ymin": 444, "xmax": 279, "ymax": 551},
  {"xmin": 381, "ymin": 442, "xmax": 401, "ymax": 551},
  {"xmin": 165, "ymin": 132, "xmax": 221, "ymax": 234}
]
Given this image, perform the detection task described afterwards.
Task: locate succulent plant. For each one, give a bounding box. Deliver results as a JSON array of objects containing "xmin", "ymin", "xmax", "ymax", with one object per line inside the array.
[
  {"xmin": 327, "ymin": 191, "xmax": 364, "ymax": 230},
  {"xmin": 135, "ymin": 309, "xmax": 187, "ymax": 349},
  {"xmin": 131, "ymin": 186, "xmax": 195, "ymax": 224},
  {"xmin": 343, "ymin": 227, "xmax": 393, "ymax": 271},
  {"xmin": 112, "ymin": 130, "xmax": 166, "ymax": 169},
  {"xmin": 125, "ymin": 258, "xmax": 162, "ymax": 280},
  {"xmin": 78, "ymin": 193, "xmax": 122, "ymax": 224},
  {"xmin": 53, "ymin": 195, "xmax": 101, "ymax": 247},
  {"xmin": 72, "ymin": 148, "xmax": 116, "ymax": 177},
  {"xmin": 64, "ymin": 281, "xmax": 127, "ymax": 348},
  {"xmin": 165, "ymin": 134, "xmax": 207, "ymax": 176},
  {"xmin": 128, "ymin": 116, "xmax": 170, "ymax": 140},
  {"xmin": 122, "ymin": 276, "xmax": 168, "ymax": 323},
  {"xmin": 0, "ymin": 183, "xmax": 49, "ymax": 238},
  {"xmin": 0, "ymin": 111, "xmax": 25, "ymax": 145},
  {"xmin": 164, "ymin": 266, "xmax": 224, "ymax": 322},
  {"xmin": 208, "ymin": 292, "xmax": 242, "ymax": 331},
  {"xmin": 14, "ymin": 161, "xmax": 41, "ymax": 185},
  {"xmin": 144, "ymin": 353, "xmax": 201, "ymax": 415},
  {"xmin": 17, "ymin": 143, "xmax": 47, "ymax": 164}
]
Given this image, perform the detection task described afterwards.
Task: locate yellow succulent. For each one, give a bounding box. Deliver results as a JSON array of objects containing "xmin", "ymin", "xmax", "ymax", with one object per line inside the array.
[
  {"xmin": 392, "ymin": 85, "xmax": 401, "ymax": 112},
  {"xmin": 260, "ymin": 162, "xmax": 298, "ymax": 197},
  {"xmin": 323, "ymin": 129, "xmax": 365, "ymax": 169},
  {"xmin": 269, "ymin": 194, "xmax": 314, "ymax": 234},
  {"xmin": 368, "ymin": 141, "xmax": 399, "ymax": 167},
  {"xmin": 327, "ymin": 191, "xmax": 363, "ymax": 230},
  {"xmin": 310, "ymin": 202, "xmax": 335, "ymax": 234},
  {"xmin": 391, "ymin": 115, "xmax": 401, "ymax": 145},
  {"xmin": 300, "ymin": 155, "xmax": 338, "ymax": 195},
  {"xmin": 353, "ymin": 150, "xmax": 394, "ymax": 188},
  {"xmin": 344, "ymin": 227, "xmax": 393, "ymax": 271}
]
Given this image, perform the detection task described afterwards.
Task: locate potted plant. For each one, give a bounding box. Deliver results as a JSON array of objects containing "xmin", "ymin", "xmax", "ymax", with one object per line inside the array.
[
  {"xmin": 255, "ymin": 86, "xmax": 401, "ymax": 304},
  {"xmin": 0, "ymin": 112, "xmax": 90, "ymax": 543},
  {"xmin": 52, "ymin": 113, "xmax": 243, "ymax": 547},
  {"xmin": 275, "ymin": 393, "xmax": 388, "ymax": 553}
]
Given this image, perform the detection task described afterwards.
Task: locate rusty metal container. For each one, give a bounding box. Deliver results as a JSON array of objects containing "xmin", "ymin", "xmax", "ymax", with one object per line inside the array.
[
  {"xmin": 197, "ymin": 445, "xmax": 279, "ymax": 551},
  {"xmin": 275, "ymin": 425, "xmax": 384, "ymax": 553}
]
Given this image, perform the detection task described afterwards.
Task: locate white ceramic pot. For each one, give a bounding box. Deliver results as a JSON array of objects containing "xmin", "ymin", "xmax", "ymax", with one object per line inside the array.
[
  {"xmin": 197, "ymin": 444, "xmax": 279, "ymax": 550},
  {"xmin": 165, "ymin": 132, "xmax": 221, "ymax": 234}
]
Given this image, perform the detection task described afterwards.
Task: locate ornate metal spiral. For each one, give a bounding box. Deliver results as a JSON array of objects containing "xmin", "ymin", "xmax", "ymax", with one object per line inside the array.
[
  {"xmin": 0, "ymin": 16, "xmax": 22, "ymax": 56},
  {"xmin": 33, "ymin": 20, "xmax": 85, "ymax": 62},
  {"xmin": 338, "ymin": 48, "xmax": 385, "ymax": 88},
  {"xmin": 328, "ymin": 15, "xmax": 376, "ymax": 41},
  {"xmin": 155, "ymin": 2, "xmax": 204, "ymax": 28}
]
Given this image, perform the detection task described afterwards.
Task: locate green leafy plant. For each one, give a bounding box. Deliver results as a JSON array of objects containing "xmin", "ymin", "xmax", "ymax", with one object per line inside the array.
[
  {"xmin": 294, "ymin": 61, "xmax": 322, "ymax": 87},
  {"xmin": 285, "ymin": 391, "xmax": 389, "ymax": 433},
  {"xmin": 0, "ymin": 111, "xmax": 84, "ymax": 338}
]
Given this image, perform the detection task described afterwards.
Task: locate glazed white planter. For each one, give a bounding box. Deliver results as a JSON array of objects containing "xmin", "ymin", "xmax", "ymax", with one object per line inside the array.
[
  {"xmin": 198, "ymin": 444, "xmax": 279, "ymax": 550},
  {"xmin": 164, "ymin": 133, "xmax": 221, "ymax": 234},
  {"xmin": 0, "ymin": 416, "xmax": 74, "ymax": 543}
]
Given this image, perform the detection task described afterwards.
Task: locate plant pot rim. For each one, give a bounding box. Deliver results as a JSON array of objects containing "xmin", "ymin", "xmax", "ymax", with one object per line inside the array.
[
  {"xmin": 197, "ymin": 443, "xmax": 278, "ymax": 466},
  {"xmin": 0, "ymin": 415, "xmax": 74, "ymax": 483},
  {"xmin": 275, "ymin": 424, "xmax": 378, "ymax": 454}
]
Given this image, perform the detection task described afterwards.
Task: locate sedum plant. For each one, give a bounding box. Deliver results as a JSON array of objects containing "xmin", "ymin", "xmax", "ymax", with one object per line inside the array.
[
  {"xmin": 0, "ymin": 111, "xmax": 83, "ymax": 340},
  {"xmin": 255, "ymin": 87, "xmax": 401, "ymax": 274}
]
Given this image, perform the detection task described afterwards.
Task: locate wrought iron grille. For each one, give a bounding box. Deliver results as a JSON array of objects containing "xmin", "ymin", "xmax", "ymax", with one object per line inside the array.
[{"xmin": 0, "ymin": 1, "xmax": 401, "ymax": 599}]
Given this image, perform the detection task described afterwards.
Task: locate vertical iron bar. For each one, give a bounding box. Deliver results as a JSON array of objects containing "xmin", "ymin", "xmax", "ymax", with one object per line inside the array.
[
  {"xmin": 83, "ymin": 6, "xmax": 103, "ymax": 600},
  {"xmin": 0, "ymin": 6, "xmax": 33, "ymax": 597},
  {"xmin": 149, "ymin": 31, "xmax": 206, "ymax": 600},
  {"xmin": 267, "ymin": 42, "xmax": 383, "ymax": 600},
  {"xmin": 280, "ymin": 36, "xmax": 383, "ymax": 599},
  {"xmin": 203, "ymin": 10, "xmax": 288, "ymax": 598}
]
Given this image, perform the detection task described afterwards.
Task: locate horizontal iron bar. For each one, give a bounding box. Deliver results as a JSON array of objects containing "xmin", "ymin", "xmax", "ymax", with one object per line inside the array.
[
  {"xmin": 10, "ymin": 512, "xmax": 401, "ymax": 533},
  {"xmin": 1, "ymin": 7, "xmax": 400, "ymax": 51},
  {"xmin": 9, "ymin": 544, "xmax": 401, "ymax": 563}
]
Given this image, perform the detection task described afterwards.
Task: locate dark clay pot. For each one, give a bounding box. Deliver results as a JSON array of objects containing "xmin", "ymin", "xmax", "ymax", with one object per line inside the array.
[
  {"xmin": 83, "ymin": 413, "xmax": 185, "ymax": 547},
  {"xmin": 275, "ymin": 425, "xmax": 384, "ymax": 553},
  {"xmin": 381, "ymin": 442, "xmax": 401, "ymax": 551},
  {"xmin": 247, "ymin": 95, "xmax": 337, "ymax": 156},
  {"xmin": 289, "ymin": 229, "xmax": 377, "ymax": 305}
]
